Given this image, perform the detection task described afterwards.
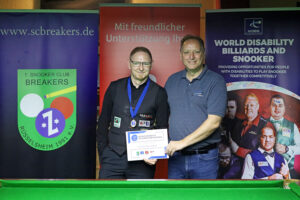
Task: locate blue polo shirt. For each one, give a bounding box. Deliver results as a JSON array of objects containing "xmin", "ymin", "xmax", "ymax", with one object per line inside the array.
[{"xmin": 165, "ymin": 66, "xmax": 227, "ymax": 150}]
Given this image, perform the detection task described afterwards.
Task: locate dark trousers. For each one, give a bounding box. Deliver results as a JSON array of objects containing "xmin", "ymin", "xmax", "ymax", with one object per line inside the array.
[{"xmin": 99, "ymin": 146, "xmax": 155, "ymax": 179}]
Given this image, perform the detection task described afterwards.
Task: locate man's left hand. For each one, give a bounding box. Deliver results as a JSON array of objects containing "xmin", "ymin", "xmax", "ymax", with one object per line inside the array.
[
  {"xmin": 166, "ymin": 140, "xmax": 185, "ymax": 156},
  {"xmin": 144, "ymin": 159, "xmax": 157, "ymax": 165}
]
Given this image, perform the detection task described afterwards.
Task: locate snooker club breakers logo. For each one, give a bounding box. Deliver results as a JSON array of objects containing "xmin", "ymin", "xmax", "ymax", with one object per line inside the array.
[{"xmin": 18, "ymin": 69, "xmax": 77, "ymax": 151}]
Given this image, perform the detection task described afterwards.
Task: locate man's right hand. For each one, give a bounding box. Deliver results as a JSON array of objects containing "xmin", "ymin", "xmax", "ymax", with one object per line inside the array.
[
  {"xmin": 279, "ymin": 163, "xmax": 289, "ymax": 179},
  {"xmin": 268, "ymin": 173, "xmax": 283, "ymax": 180}
]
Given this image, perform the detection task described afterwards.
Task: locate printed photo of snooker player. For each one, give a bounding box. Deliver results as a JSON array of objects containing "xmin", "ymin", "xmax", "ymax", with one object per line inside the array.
[{"xmin": 219, "ymin": 85, "xmax": 300, "ymax": 179}]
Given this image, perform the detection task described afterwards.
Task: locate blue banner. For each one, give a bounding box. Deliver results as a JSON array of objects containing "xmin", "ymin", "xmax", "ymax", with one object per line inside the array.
[
  {"xmin": 206, "ymin": 8, "xmax": 300, "ymax": 179},
  {"xmin": 0, "ymin": 10, "xmax": 98, "ymax": 178}
]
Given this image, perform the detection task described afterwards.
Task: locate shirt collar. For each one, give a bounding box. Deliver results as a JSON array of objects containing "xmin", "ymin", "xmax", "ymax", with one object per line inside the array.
[
  {"xmin": 180, "ymin": 65, "xmax": 208, "ymax": 80},
  {"xmin": 130, "ymin": 77, "xmax": 149, "ymax": 90},
  {"xmin": 242, "ymin": 115, "xmax": 261, "ymax": 127},
  {"xmin": 270, "ymin": 116, "xmax": 283, "ymax": 122},
  {"xmin": 258, "ymin": 147, "xmax": 274, "ymax": 154}
]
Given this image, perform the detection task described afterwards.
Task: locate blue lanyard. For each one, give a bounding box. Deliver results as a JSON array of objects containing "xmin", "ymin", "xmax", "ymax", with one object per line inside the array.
[{"xmin": 127, "ymin": 77, "xmax": 150, "ymax": 118}]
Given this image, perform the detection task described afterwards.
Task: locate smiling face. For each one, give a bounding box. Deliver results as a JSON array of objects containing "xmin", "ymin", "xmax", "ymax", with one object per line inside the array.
[
  {"xmin": 244, "ymin": 96, "xmax": 259, "ymax": 122},
  {"xmin": 260, "ymin": 127, "xmax": 276, "ymax": 151},
  {"xmin": 270, "ymin": 97, "xmax": 285, "ymax": 120},
  {"xmin": 180, "ymin": 39, "xmax": 205, "ymax": 73},
  {"xmin": 128, "ymin": 51, "xmax": 152, "ymax": 84}
]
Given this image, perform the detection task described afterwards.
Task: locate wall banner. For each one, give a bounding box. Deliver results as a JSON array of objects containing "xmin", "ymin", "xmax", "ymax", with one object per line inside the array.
[
  {"xmin": 206, "ymin": 8, "xmax": 300, "ymax": 179},
  {"xmin": 0, "ymin": 10, "xmax": 99, "ymax": 178},
  {"xmin": 99, "ymin": 4, "xmax": 201, "ymax": 178}
]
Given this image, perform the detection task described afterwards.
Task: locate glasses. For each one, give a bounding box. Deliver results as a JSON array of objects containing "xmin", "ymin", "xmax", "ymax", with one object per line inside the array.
[{"xmin": 130, "ymin": 59, "xmax": 152, "ymax": 68}]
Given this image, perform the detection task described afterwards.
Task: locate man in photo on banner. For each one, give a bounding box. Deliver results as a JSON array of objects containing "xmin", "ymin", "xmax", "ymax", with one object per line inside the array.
[
  {"xmin": 268, "ymin": 94, "xmax": 300, "ymax": 178},
  {"xmin": 218, "ymin": 93, "xmax": 241, "ymax": 178},
  {"xmin": 241, "ymin": 123, "xmax": 290, "ymax": 179},
  {"xmin": 96, "ymin": 47, "xmax": 169, "ymax": 179},
  {"xmin": 164, "ymin": 35, "xmax": 227, "ymax": 179},
  {"xmin": 224, "ymin": 93, "xmax": 267, "ymax": 179}
]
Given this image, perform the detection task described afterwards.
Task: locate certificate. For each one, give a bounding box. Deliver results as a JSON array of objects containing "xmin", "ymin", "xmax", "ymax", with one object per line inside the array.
[{"xmin": 125, "ymin": 129, "xmax": 169, "ymax": 161}]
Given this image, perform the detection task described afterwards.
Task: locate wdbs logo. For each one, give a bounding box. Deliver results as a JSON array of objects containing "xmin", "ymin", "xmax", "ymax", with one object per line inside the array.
[
  {"xmin": 244, "ymin": 18, "xmax": 263, "ymax": 35},
  {"xmin": 18, "ymin": 69, "xmax": 76, "ymax": 151}
]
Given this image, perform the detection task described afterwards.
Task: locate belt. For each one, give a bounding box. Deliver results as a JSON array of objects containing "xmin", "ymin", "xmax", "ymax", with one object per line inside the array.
[{"xmin": 180, "ymin": 143, "xmax": 218, "ymax": 155}]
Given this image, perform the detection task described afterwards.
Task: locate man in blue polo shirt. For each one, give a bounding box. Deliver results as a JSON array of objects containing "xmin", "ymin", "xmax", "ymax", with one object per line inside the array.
[{"xmin": 165, "ymin": 35, "xmax": 227, "ymax": 179}]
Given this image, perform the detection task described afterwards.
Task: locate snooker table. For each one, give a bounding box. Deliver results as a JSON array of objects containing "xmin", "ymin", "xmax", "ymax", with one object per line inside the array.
[{"xmin": 0, "ymin": 179, "xmax": 300, "ymax": 200}]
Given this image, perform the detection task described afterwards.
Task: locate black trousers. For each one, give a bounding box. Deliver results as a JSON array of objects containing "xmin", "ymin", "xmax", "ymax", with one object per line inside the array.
[{"xmin": 99, "ymin": 146, "xmax": 156, "ymax": 179}]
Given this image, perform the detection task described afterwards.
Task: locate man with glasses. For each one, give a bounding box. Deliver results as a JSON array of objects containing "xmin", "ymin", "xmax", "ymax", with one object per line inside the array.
[{"xmin": 97, "ymin": 46, "xmax": 169, "ymax": 179}]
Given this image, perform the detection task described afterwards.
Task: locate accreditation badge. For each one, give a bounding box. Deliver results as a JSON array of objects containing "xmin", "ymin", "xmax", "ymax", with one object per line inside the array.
[
  {"xmin": 282, "ymin": 128, "xmax": 291, "ymax": 138},
  {"xmin": 139, "ymin": 120, "xmax": 150, "ymax": 128},
  {"xmin": 113, "ymin": 116, "xmax": 121, "ymax": 128},
  {"xmin": 17, "ymin": 69, "xmax": 77, "ymax": 151}
]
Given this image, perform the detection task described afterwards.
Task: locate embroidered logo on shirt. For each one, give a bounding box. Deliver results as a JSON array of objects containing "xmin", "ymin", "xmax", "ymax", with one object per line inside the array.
[
  {"xmin": 282, "ymin": 127, "xmax": 291, "ymax": 138},
  {"xmin": 249, "ymin": 131, "xmax": 257, "ymax": 135},
  {"xmin": 139, "ymin": 120, "xmax": 150, "ymax": 127},
  {"xmin": 193, "ymin": 92, "xmax": 203, "ymax": 97},
  {"xmin": 258, "ymin": 161, "xmax": 269, "ymax": 167},
  {"xmin": 113, "ymin": 116, "xmax": 121, "ymax": 128}
]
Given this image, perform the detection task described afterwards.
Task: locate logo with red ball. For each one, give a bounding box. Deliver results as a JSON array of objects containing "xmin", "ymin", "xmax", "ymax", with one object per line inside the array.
[{"xmin": 18, "ymin": 69, "xmax": 76, "ymax": 151}]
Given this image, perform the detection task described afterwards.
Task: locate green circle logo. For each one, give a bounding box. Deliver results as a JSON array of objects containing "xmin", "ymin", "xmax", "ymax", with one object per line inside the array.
[{"xmin": 18, "ymin": 69, "xmax": 76, "ymax": 151}]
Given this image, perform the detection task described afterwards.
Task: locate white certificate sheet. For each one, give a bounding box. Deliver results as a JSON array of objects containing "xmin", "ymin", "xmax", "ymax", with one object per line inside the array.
[{"xmin": 125, "ymin": 129, "xmax": 169, "ymax": 161}]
